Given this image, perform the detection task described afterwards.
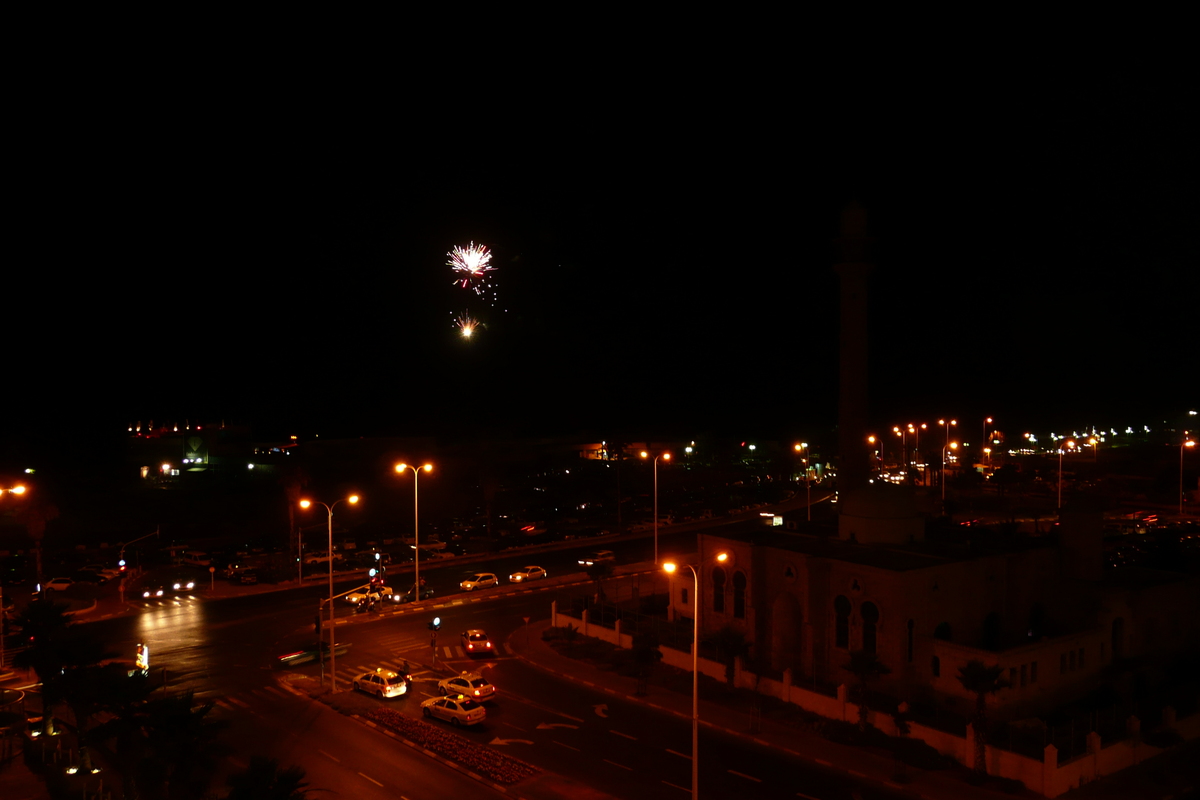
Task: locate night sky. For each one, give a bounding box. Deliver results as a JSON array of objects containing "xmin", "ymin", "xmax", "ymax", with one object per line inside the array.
[{"xmin": 5, "ymin": 59, "xmax": 1195, "ymax": 453}]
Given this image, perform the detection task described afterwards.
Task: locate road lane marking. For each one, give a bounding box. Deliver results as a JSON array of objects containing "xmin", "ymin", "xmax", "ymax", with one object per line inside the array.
[
  {"xmin": 554, "ymin": 741, "xmax": 581, "ymax": 751},
  {"xmin": 604, "ymin": 759, "xmax": 632, "ymax": 770},
  {"xmin": 663, "ymin": 781, "xmax": 689, "ymax": 792},
  {"xmin": 728, "ymin": 770, "xmax": 762, "ymax": 782},
  {"xmin": 318, "ymin": 750, "xmax": 340, "ymax": 762},
  {"xmin": 610, "ymin": 730, "xmax": 637, "ymax": 740},
  {"xmin": 358, "ymin": 772, "xmax": 383, "ymax": 786},
  {"xmin": 666, "ymin": 749, "xmax": 692, "ymax": 760}
]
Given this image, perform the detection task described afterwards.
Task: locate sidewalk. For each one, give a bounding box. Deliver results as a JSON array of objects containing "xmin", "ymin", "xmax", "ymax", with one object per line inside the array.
[{"xmin": 506, "ymin": 618, "xmax": 1199, "ymax": 800}]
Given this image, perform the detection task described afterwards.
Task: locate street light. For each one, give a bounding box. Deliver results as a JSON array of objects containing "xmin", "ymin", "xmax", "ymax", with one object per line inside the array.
[
  {"xmin": 942, "ymin": 442, "xmax": 958, "ymax": 503},
  {"xmin": 1057, "ymin": 441, "xmax": 1075, "ymax": 510},
  {"xmin": 640, "ymin": 451, "xmax": 670, "ymax": 563},
  {"xmin": 0, "ymin": 483, "xmax": 29, "ymax": 670},
  {"xmin": 867, "ymin": 435, "xmax": 880, "ymax": 476},
  {"xmin": 893, "ymin": 426, "xmax": 907, "ymax": 475},
  {"xmin": 663, "ymin": 550, "xmax": 729, "ymax": 800},
  {"xmin": 938, "ymin": 419, "xmax": 957, "ymax": 489},
  {"xmin": 984, "ymin": 416, "xmax": 993, "ymax": 447},
  {"xmin": 1182, "ymin": 439, "xmax": 1196, "ymax": 515},
  {"xmin": 299, "ymin": 493, "xmax": 359, "ymax": 690},
  {"xmin": 395, "ymin": 463, "xmax": 433, "ymax": 600},
  {"xmin": 795, "ymin": 443, "xmax": 811, "ymax": 521}
]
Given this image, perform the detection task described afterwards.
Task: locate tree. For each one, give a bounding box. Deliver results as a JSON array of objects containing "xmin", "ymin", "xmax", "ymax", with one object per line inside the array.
[
  {"xmin": 842, "ymin": 651, "xmax": 892, "ymax": 732},
  {"xmin": 956, "ymin": 660, "xmax": 1009, "ymax": 774},
  {"xmin": 226, "ymin": 755, "xmax": 312, "ymax": 800},
  {"xmin": 13, "ymin": 598, "xmax": 75, "ymax": 735}
]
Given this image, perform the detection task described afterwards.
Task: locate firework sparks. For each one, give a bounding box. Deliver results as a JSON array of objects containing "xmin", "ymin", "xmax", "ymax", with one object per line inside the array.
[
  {"xmin": 448, "ymin": 242, "xmax": 495, "ymax": 291},
  {"xmin": 454, "ymin": 312, "xmax": 481, "ymax": 339}
]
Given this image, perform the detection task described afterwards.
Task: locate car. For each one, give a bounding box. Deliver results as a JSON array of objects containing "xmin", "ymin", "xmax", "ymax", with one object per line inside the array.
[
  {"xmin": 438, "ymin": 671, "xmax": 496, "ymax": 701},
  {"xmin": 460, "ymin": 629, "xmax": 495, "ymax": 655},
  {"xmin": 232, "ymin": 569, "xmax": 258, "ymax": 585},
  {"xmin": 578, "ymin": 550, "xmax": 615, "ymax": 567},
  {"xmin": 424, "ymin": 550, "xmax": 455, "ymax": 560},
  {"xmin": 73, "ymin": 569, "xmax": 109, "ymax": 584},
  {"xmin": 421, "ymin": 695, "xmax": 486, "ymax": 726},
  {"xmin": 41, "ymin": 578, "xmax": 75, "ymax": 592},
  {"xmin": 459, "ymin": 573, "xmax": 498, "ymax": 591},
  {"xmin": 346, "ymin": 584, "xmax": 392, "ymax": 605},
  {"xmin": 169, "ymin": 577, "xmax": 197, "ymax": 593},
  {"xmin": 508, "ymin": 565, "xmax": 546, "ymax": 583},
  {"xmin": 353, "ymin": 668, "xmax": 410, "ymax": 698},
  {"xmin": 276, "ymin": 641, "xmax": 352, "ymax": 667},
  {"xmin": 390, "ymin": 584, "xmax": 435, "ymax": 603},
  {"xmin": 82, "ymin": 564, "xmax": 122, "ymax": 580}
]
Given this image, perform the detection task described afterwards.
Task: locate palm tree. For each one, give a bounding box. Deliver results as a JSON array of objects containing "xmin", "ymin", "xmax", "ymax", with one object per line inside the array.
[
  {"xmin": 225, "ymin": 755, "xmax": 312, "ymax": 800},
  {"xmin": 13, "ymin": 598, "xmax": 74, "ymax": 735},
  {"xmin": 956, "ymin": 659, "xmax": 1009, "ymax": 774},
  {"xmin": 842, "ymin": 651, "xmax": 892, "ymax": 731}
]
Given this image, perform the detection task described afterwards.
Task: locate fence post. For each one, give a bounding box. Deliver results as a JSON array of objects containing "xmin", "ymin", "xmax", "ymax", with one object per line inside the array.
[{"xmin": 1043, "ymin": 743, "xmax": 1058, "ymax": 798}]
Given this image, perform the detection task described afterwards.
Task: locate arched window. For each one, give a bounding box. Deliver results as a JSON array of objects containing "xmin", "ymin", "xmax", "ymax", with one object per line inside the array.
[
  {"xmin": 732, "ymin": 571, "xmax": 747, "ymax": 619},
  {"xmin": 934, "ymin": 622, "xmax": 952, "ymax": 641},
  {"xmin": 712, "ymin": 567, "xmax": 726, "ymax": 613},
  {"xmin": 907, "ymin": 619, "xmax": 915, "ymax": 663},
  {"xmin": 861, "ymin": 602, "xmax": 880, "ymax": 655},
  {"xmin": 931, "ymin": 655, "xmax": 941, "ymax": 677},
  {"xmin": 834, "ymin": 595, "xmax": 851, "ymax": 649}
]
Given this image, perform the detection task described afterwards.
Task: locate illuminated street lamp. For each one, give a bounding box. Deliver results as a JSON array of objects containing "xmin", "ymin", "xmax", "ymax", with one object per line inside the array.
[
  {"xmin": 938, "ymin": 419, "xmax": 957, "ymax": 488},
  {"xmin": 0, "ymin": 483, "xmax": 29, "ymax": 670},
  {"xmin": 867, "ymin": 435, "xmax": 881, "ymax": 476},
  {"xmin": 395, "ymin": 463, "xmax": 433, "ymax": 601},
  {"xmin": 984, "ymin": 417, "xmax": 993, "ymax": 447},
  {"xmin": 893, "ymin": 427, "xmax": 908, "ymax": 474},
  {"xmin": 640, "ymin": 451, "xmax": 670, "ymax": 563},
  {"xmin": 942, "ymin": 442, "xmax": 958, "ymax": 502},
  {"xmin": 795, "ymin": 443, "xmax": 812, "ymax": 521},
  {"xmin": 1182, "ymin": 438, "xmax": 1196, "ymax": 515},
  {"xmin": 663, "ymin": 550, "xmax": 729, "ymax": 800},
  {"xmin": 1057, "ymin": 441, "xmax": 1076, "ymax": 510},
  {"xmin": 299, "ymin": 493, "xmax": 360, "ymax": 689}
]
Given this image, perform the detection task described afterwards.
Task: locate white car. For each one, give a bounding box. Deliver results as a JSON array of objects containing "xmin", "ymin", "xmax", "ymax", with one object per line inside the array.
[
  {"xmin": 438, "ymin": 671, "xmax": 496, "ymax": 701},
  {"xmin": 42, "ymin": 578, "xmax": 75, "ymax": 592},
  {"xmin": 578, "ymin": 550, "xmax": 615, "ymax": 566},
  {"xmin": 459, "ymin": 573, "xmax": 498, "ymax": 591},
  {"xmin": 346, "ymin": 584, "xmax": 392, "ymax": 604},
  {"xmin": 421, "ymin": 695, "xmax": 486, "ymax": 726},
  {"xmin": 353, "ymin": 668, "xmax": 409, "ymax": 698},
  {"xmin": 509, "ymin": 566, "xmax": 546, "ymax": 583}
]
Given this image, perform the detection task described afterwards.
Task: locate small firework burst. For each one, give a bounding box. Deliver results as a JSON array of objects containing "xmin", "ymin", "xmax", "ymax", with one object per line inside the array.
[
  {"xmin": 453, "ymin": 312, "xmax": 482, "ymax": 338},
  {"xmin": 448, "ymin": 242, "xmax": 495, "ymax": 292}
]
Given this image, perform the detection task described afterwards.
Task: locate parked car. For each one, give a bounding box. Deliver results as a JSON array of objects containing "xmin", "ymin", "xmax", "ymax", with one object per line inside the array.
[{"xmin": 41, "ymin": 577, "xmax": 75, "ymax": 593}]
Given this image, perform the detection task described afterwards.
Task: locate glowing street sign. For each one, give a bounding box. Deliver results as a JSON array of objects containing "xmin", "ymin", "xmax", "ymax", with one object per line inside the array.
[{"xmin": 136, "ymin": 643, "xmax": 149, "ymax": 670}]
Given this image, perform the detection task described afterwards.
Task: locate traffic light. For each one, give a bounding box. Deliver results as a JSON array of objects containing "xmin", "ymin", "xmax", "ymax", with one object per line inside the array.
[{"xmin": 427, "ymin": 615, "xmax": 441, "ymax": 631}]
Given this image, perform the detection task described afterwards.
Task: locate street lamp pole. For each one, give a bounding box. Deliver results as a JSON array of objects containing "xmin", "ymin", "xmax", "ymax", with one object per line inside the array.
[
  {"xmin": 299, "ymin": 494, "xmax": 359, "ymax": 690},
  {"xmin": 1057, "ymin": 441, "xmax": 1075, "ymax": 510},
  {"xmin": 640, "ymin": 451, "xmax": 670, "ymax": 564},
  {"xmin": 395, "ymin": 463, "xmax": 433, "ymax": 599},
  {"xmin": 942, "ymin": 442, "xmax": 958, "ymax": 503},
  {"xmin": 663, "ymin": 551, "xmax": 729, "ymax": 800},
  {"xmin": 938, "ymin": 419, "xmax": 957, "ymax": 489},
  {"xmin": 795, "ymin": 443, "xmax": 811, "ymax": 521},
  {"xmin": 1182, "ymin": 439, "xmax": 1196, "ymax": 515}
]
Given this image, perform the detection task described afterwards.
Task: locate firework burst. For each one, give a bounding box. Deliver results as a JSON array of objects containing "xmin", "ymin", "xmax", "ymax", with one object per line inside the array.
[
  {"xmin": 448, "ymin": 242, "xmax": 495, "ymax": 292},
  {"xmin": 453, "ymin": 312, "xmax": 482, "ymax": 339}
]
